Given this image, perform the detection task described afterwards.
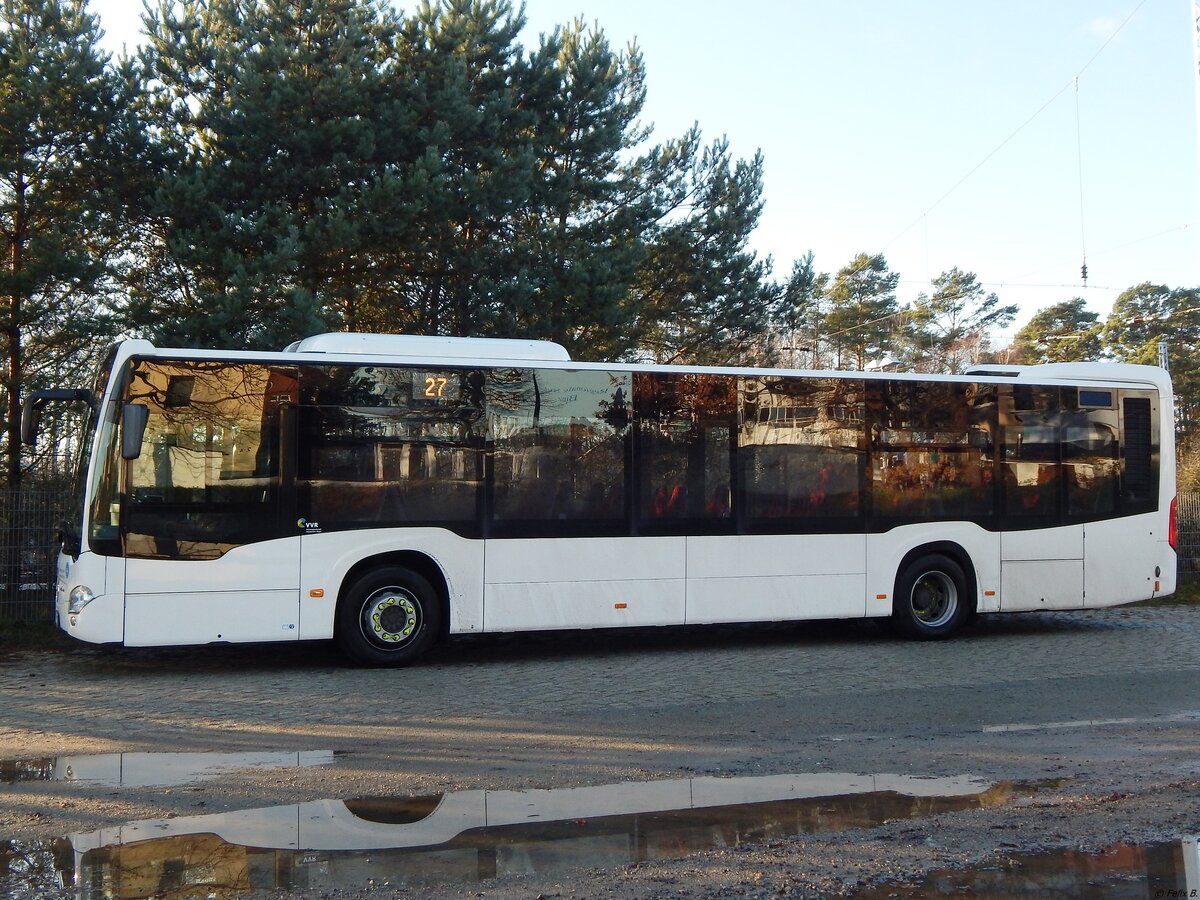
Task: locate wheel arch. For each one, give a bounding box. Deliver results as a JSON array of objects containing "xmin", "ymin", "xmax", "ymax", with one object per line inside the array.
[
  {"xmin": 892, "ymin": 541, "xmax": 979, "ymax": 620},
  {"xmin": 336, "ymin": 551, "xmax": 452, "ymax": 642}
]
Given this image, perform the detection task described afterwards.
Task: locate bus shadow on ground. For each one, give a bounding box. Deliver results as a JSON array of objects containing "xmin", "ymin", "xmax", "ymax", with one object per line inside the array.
[
  {"xmin": 56, "ymin": 607, "xmax": 1149, "ymax": 674},
  {"xmin": 61, "ymin": 618, "xmax": 883, "ymax": 674}
]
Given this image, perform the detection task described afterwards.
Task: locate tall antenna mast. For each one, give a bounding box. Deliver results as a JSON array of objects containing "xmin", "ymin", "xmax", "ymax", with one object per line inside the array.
[{"xmin": 1194, "ymin": 1, "xmax": 1200, "ymax": 185}]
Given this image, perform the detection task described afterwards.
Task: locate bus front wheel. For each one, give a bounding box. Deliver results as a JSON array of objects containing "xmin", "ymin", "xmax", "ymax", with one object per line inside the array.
[
  {"xmin": 336, "ymin": 567, "xmax": 441, "ymax": 666},
  {"xmin": 891, "ymin": 554, "xmax": 970, "ymax": 639}
]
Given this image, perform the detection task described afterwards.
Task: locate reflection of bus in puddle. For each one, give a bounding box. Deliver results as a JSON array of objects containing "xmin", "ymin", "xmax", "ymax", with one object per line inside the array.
[{"xmin": 62, "ymin": 773, "xmax": 1013, "ymax": 897}]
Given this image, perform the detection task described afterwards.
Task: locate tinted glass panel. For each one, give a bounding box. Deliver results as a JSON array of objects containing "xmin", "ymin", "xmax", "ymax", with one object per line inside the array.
[
  {"xmin": 1001, "ymin": 386, "xmax": 1061, "ymax": 519},
  {"xmin": 77, "ymin": 347, "xmax": 120, "ymax": 555},
  {"xmin": 739, "ymin": 377, "xmax": 864, "ymax": 523},
  {"xmin": 1062, "ymin": 392, "xmax": 1118, "ymax": 518},
  {"xmin": 869, "ymin": 381, "xmax": 996, "ymax": 520},
  {"xmin": 297, "ymin": 366, "xmax": 483, "ymax": 530},
  {"xmin": 1079, "ymin": 389, "xmax": 1113, "ymax": 408},
  {"xmin": 488, "ymin": 369, "xmax": 630, "ymax": 532},
  {"xmin": 87, "ymin": 387, "xmax": 122, "ymax": 557},
  {"xmin": 634, "ymin": 373, "xmax": 735, "ymax": 529},
  {"xmin": 122, "ymin": 361, "xmax": 293, "ymax": 559},
  {"xmin": 1121, "ymin": 394, "xmax": 1157, "ymax": 514}
]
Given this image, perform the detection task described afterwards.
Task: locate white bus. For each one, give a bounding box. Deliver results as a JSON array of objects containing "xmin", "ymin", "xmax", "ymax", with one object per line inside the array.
[{"xmin": 22, "ymin": 333, "xmax": 1177, "ymax": 666}]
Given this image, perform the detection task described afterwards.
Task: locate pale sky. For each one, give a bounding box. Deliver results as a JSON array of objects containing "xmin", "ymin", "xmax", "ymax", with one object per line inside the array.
[{"xmin": 88, "ymin": 0, "xmax": 1200, "ymax": 343}]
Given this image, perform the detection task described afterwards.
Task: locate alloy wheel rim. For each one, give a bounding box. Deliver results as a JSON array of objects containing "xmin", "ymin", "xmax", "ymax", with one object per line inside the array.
[
  {"xmin": 910, "ymin": 571, "xmax": 957, "ymax": 628},
  {"xmin": 361, "ymin": 587, "xmax": 420, "ymax": 648}
]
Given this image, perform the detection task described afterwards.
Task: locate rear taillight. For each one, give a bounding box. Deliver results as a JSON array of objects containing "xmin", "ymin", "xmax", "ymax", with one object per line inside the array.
[{"xmin": 1169, "ymin": 496, "xmax": 1178, "ymax": 550}]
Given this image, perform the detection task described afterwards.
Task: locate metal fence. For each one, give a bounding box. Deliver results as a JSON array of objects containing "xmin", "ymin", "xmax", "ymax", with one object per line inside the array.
[
  {"xmin": 2, "ymin": 491, "xmax": 1199, "ymax": 623},
  {"xmin": 0, "ymin": 491, "xmax": 67, "ymax": 623},
  {"xmin": 1175, "ymin": 492, "xmax": 1200, "ymax": 579}
]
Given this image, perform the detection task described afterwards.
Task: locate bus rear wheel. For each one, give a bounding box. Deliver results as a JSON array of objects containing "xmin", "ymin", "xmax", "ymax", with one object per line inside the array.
[
  {"xmin": 891, "ymin": 553, "xmax": 970, "ymax": 639},
  {"xmin": 336, "ymin": 566, "xmax": 441, "ymax": 667}
]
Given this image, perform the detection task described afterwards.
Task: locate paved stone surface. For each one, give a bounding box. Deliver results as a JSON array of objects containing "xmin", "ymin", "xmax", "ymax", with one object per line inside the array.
[{"xmin": 2, "ymin": 604, "xmax": 1198, "ymax": 750}]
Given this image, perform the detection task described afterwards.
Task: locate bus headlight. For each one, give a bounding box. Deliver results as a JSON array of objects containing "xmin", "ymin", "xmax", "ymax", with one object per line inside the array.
[{"xmin": 68, "ymin": 586, "xmax": 95, "ymax": 614}]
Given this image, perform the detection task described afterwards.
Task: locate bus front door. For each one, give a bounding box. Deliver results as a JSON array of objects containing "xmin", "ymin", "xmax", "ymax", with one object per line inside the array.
[{"xmin": 115, "ymin": 362, "xmax": 301, "ymax": 647}]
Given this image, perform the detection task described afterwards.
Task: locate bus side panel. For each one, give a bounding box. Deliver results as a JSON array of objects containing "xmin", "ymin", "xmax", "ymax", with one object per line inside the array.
[
  {"xmin": 297, "ymin": 528, "xmax": 485, "ymax": 640},
  {"xmin": 1084, "ymin": 514, "xmax": 1174, "ymax": 607},
  {"xmin": 685, "ymin": 534, "xmax": 866, "ymax": 623},
  {"xmin": 125, "ymin": 590, "xmax": 299, "ymax": 646},
  {"xmin": 483, "ymin": 537, "xmax": 686, "ymax": 631},
  {"xmin": 1000, "ymin": 525, "xmax": 1083, "ymax": 611},
  {"xmin": 123, "ymin": 537, "xmax": 302, "ymax": 646},
  {"xmin": 865, "ymin": 523, "xmax": 1002, "ymax": 616}
]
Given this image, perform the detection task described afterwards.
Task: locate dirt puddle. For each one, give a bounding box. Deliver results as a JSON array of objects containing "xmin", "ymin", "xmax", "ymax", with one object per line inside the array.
[
  {"xmin": 0, "ymin": 770, "xmax": 1055, "ymax": 897},
  {"xmin": 854, "ymin": 836, "xmax": 1199, "ymax": 898}
]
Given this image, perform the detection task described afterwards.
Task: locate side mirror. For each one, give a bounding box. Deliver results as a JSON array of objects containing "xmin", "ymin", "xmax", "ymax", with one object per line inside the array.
[
  {"xmin": 20, "ymin": 403, "xmax": 41, "ymax": 447},
  {"xmin": 21, "ymin": 388, "xmax": 95, "ymax": 446},
  {"xmin": 121, "ymin": 404, "xmax": 150, "ymax": 460}
]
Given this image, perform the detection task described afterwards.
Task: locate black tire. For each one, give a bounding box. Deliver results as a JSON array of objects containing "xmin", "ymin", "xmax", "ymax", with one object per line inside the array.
[
  {"xmin": 336, "ymin": 566, "xmax": 442, "ymax": 667},
  {"xmin": 891, "ymin": 553, "xmax": 971, "ymax": 640}
]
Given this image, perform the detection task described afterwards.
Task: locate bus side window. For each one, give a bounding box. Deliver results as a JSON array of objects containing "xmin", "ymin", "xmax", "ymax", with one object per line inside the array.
[
  {"xmin": 295, "ymin": 365, "xmax": 484, "ymax": 532},
  {"xmin": 1001, "ymin": 386, "xmax": 1062, "ymax": 521},
  {"xmin": 739, "ymin": 376, "xmax": 863, "ymax": 525},
  {"xmin": 634, "ymin": 372, "xmax": 736, "ymax": 531},
  {"xmin": 488, "ymin": 369, "xmax": 630, "ymax": 533},
  {"xmin": 1063, "ymin": 404, "xmax": 1118, "ymax": 519},
  {"xmin": 867, "ymin": 381, "xmax": 991, "ymax": 522}
]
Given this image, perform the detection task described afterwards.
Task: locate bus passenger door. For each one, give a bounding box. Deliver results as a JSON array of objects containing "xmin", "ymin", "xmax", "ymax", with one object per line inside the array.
[
  {"xmin": 997, "ymin": 386, "xmax": 1086, "ymax": 611},
  {"xmin": 118, "ymin": 361, "xmax": 301, "ymax": 646}
]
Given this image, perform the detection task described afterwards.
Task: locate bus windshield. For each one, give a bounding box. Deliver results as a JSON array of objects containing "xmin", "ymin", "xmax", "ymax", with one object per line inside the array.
[{"xmin": 60, "ymin": 348, "xmax": 118, "ymax": 558}]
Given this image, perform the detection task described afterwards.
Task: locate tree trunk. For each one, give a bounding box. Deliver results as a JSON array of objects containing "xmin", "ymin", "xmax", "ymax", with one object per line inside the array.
[
  {"xmin": 3, "ymin": 183, "xmax": 26, "ymax": 602},
  {"xmin": 6, "ymin": 175, "xmax": 25, "ymax": 491}
]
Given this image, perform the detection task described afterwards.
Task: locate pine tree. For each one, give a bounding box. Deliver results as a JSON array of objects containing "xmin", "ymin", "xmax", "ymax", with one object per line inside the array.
[
  {"xmin": 1010, "ymin": 298, "xmax": 1100, "ymax": 364},
  {"xmin": 0, "ymin": 0, "xmax": 150, "ymax": 486},
  {"xmin": 907, "ymin": 268, "xmax": 1018, "ymax": 373},
  {"xmin": 775, "ymin": 251, "xmax": 828, "ymax": 368},
  {"xmin": 128, "ymin": 0, "xmax": 782, "ymax": 363},
  {"xmin": 375, "ymin": 0, "xmax": 548, "ymax": 339},
  {"xmin": 632, "ymin": 141, "xmax": 780, "ymax": 365},
  {"xmin": 133, "ymin": 0, "xmax": 405, "ymax": 348},
  {"xmin": 822, "ymin": 253, "xmax": 900, "ymax": 370},
  {"xmin": 1102, "ymin": 282, "xmax": 1200, "ymax": 435},
  {"xmin": 510, "ymin": 18, "xmax": 657, "ymax": 358}
]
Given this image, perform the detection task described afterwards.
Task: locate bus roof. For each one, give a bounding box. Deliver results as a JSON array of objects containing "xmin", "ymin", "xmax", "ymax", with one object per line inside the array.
[
  {"xmin": 109, "ymin": 335, "xmax": 1172, "ymax": 394},
  {"xmin": 282, "ymin": 332, "xmax": 571, "ymax": 362},
  {"xmin": 965, "ymin": 361, "xmax": 1173, "ymax": 394}
]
